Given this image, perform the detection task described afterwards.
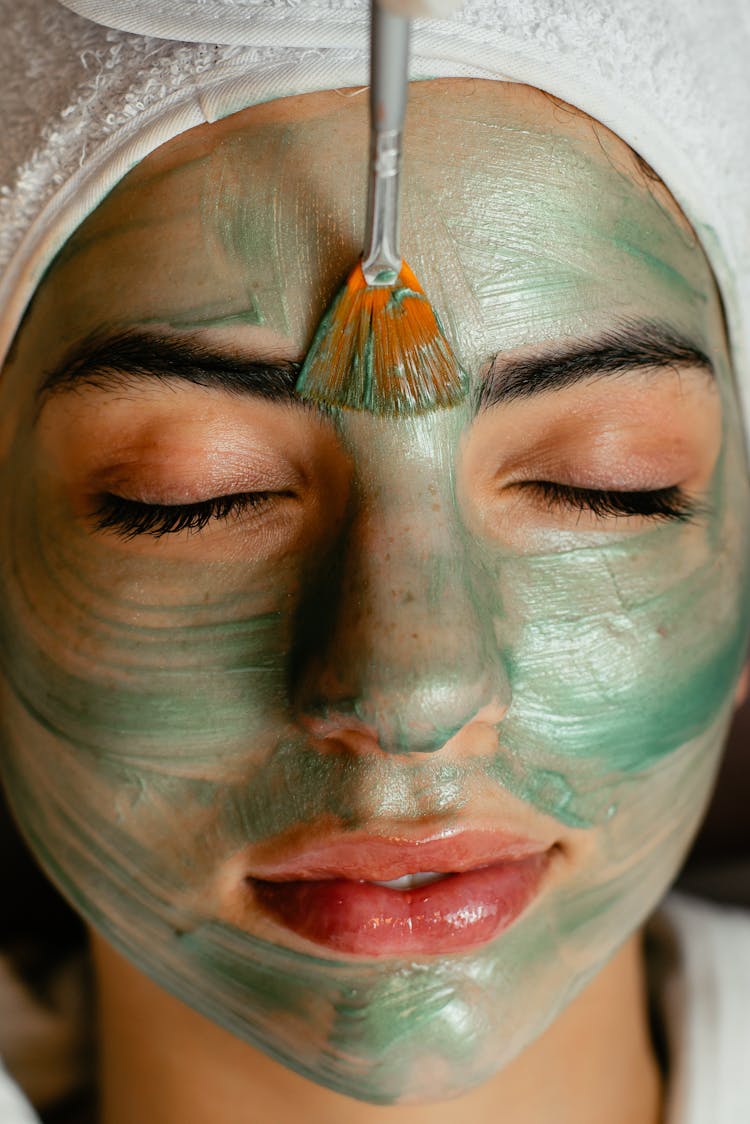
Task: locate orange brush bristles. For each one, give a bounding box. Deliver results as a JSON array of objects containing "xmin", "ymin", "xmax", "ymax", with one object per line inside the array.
[{"xmin": 296, "ymin": 261, "xmax": 467, "ymax": 415}]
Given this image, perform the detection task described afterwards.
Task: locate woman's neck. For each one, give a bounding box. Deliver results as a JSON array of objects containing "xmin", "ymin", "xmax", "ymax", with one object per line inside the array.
[{"xmin": 90, "ymin": 930, "xmax": 661, "ymax": 1124}]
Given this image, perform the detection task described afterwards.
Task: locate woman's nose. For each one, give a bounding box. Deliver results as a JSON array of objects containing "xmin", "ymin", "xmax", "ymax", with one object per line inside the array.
[{"xmin": 291, "ymin": 488, "xmax": 510, "ymax": 755}]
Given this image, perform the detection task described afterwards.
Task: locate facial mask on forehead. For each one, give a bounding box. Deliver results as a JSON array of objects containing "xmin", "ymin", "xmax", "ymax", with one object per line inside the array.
[{"xmin": 1, "ymin": 0, "xmax": 750, "ymax": 442}]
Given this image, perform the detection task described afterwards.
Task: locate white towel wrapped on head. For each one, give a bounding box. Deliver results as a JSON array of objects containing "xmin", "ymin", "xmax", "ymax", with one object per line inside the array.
[{"xmin": 1, "ymin": 0, "xmax": 749, "ymax": 434}]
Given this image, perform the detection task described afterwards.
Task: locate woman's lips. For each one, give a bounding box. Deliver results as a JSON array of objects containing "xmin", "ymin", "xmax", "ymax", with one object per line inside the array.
[{"xmin": 247, "ymin": 832, "xmax": 553, "ymax": 956}]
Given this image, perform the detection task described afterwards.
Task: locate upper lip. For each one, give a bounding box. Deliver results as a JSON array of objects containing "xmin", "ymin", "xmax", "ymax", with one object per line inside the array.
[{"xmin": 245, "ymin": 829, "xmax": 554, "ymax": 883}]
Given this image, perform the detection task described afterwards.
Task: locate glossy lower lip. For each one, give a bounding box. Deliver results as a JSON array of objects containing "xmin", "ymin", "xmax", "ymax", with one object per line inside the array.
[{"xmin": 248, "ymin": 836, "xmax": 552, "ymax": 956}]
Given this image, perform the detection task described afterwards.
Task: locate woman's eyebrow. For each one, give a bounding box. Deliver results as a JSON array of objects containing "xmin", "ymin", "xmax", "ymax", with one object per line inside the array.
[
  {"xmin": 36, "ymin": 322, "xmax": 715, "ymax": 418},
  {"xmin": 479, "ymin": 322, "xmax": 714, "ymax": 410},
  {"xmin": 36, "ymin": 328, "xmax": 301, "ymax": 407}
]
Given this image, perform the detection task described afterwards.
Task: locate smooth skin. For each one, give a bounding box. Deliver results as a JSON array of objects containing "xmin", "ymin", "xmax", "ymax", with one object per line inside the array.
[{"xmin": 1, "ymin": 79, "xmax": 749, "ymax": 1123}]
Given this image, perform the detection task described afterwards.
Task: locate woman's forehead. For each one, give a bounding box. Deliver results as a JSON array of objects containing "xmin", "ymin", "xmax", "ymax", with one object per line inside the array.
[{"xmin": 21, "ymin": 78, "xmax": 721, "ymax": 382}]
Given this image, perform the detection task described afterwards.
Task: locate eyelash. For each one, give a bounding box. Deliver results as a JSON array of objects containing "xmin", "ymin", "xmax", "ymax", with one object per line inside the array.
[
  {"xmin": 94, "ymin": 491, "xmax": 274, "ymax": 539},
  {"xmin": 521, "ymin": 481, "xmax": 700, "ymax": 523},
  {"xmin": 93, "ymin": 481, "xmax": 699, "ymax": 541}
]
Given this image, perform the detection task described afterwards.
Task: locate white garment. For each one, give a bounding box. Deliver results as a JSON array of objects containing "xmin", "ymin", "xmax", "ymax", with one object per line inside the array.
[
  {"xmin": 0, "ymin": 894, "xmax": 749, "ymax": 1123},
  {"xmin": 657, "ymin": 895, "xmax": 750, "ymax": 1124},
  {"xmin": 1, "ymin": 0, "xmax": 749, "ymax": 443},
  {"xmin": 0, "ymin": 1061, "xmax": 40, "ymax": 1124}
]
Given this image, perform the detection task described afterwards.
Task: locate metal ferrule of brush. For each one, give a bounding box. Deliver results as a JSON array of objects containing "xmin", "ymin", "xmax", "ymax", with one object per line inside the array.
[
  {"xmin": 361, "ymin": 129, "xmax": 403, "ymax": 285},
  {"xmin": 361, "ymin": 4, "xmax": 410, "ymax": 287}
]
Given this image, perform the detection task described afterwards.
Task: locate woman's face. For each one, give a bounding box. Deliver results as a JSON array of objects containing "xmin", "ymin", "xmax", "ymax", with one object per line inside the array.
[{"xmin": 1, "ymin": 79, "xmax": 749, "ymax": 1104}]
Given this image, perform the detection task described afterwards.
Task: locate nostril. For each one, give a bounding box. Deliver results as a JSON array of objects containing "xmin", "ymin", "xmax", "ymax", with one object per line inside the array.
[
  {"xmin": 298, "ymin": 696, "xmax": 509, "ymax": 757},
  {"xmin": 300, "ymin": 700, "xmax": 463, "ymax": 755},
  {"xmin": 299, "ymin": 711, "xmax": 386, "ymax": 755},
  {"xmin": 301, "ymin": 711, "xmax": 379, "ymax": 742}
]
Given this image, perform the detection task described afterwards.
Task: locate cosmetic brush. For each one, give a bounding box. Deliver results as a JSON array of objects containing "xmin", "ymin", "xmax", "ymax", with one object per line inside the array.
[{"xmin": 296, "ymin": 0, "xmax": 466, "ymax": 415}]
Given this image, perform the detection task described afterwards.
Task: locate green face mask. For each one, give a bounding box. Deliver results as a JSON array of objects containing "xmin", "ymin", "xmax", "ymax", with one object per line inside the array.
[{"xmin": 1, "ymin": 79, "xmax": 748, "ymax": 1105}]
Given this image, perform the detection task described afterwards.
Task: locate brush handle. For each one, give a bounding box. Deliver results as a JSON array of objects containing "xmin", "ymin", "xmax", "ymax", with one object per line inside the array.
[{"xmin": 361, "ymin": 2, "xmax": 410, "ymax": 286}]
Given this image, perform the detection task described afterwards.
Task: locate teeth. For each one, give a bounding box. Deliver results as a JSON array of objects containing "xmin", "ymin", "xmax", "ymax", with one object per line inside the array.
[{"xmin": 371, "ymin": 871, "xmax": 445, "ymax": 890}]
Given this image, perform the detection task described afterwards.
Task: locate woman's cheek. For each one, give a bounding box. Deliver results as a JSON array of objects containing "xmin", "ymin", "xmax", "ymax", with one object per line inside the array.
[
  {"xmin": 476, "ymin": 447, "xmax": 750, "ymax": 830},
  {"xmin": 0, "ymin": 455, "xmax": 313, "ymax": 767}
]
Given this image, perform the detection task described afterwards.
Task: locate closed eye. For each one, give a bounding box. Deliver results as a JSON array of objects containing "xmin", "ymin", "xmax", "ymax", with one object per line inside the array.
[
  {"xmin": 518, "ymin": 481, "xmax": 702, "ymax": 523},
  {"xmin": 93, "ymin": 491, "xmax": 284, "ymax": 539}
]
